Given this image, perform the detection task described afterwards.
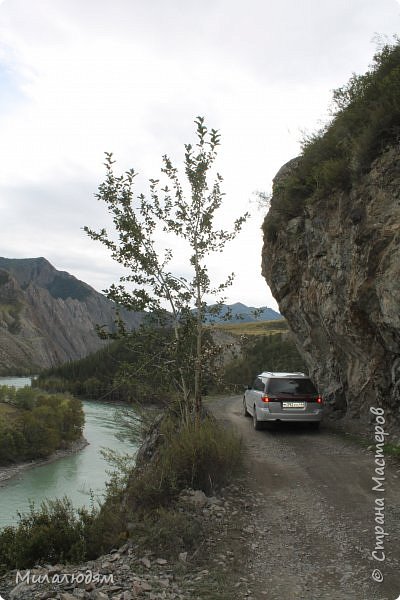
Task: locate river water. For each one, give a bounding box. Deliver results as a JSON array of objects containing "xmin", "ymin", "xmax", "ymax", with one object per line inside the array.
[{"xmin": 0, "ymin": 377, "xmax": 139, "ymax": 529}]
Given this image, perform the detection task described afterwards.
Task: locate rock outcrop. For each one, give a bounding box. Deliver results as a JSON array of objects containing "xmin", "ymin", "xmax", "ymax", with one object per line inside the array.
[
  {"xmin": 0, "ymin": 257, "xmax": 142, "ymax": 374},
  {"xmin": 262, "ymin": 144, "xmax": 400, "ymax": 435}
]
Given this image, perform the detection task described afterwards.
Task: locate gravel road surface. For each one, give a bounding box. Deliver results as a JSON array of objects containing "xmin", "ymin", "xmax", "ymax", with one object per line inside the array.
[{"xmin": 209, "ymin": 395, "xmax": 400, "ymax": 600}]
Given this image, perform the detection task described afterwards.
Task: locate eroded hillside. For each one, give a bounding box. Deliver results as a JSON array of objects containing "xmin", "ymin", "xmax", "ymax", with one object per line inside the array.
[{"xmin": 0, "ymin": 257, "xmax": 141, "ymax": 373}]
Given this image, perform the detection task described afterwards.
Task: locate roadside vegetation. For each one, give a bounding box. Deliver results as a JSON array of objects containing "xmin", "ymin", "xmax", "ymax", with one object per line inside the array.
[
  {"xmin": 264, "ymin": 38, "xmax": 400, "ymax": 240},
  {"xmin": 0, "ymin": 386, "xmax": 84, "ymax": 464},
  {"xmin": 383, "ymin": 443, "xmax": 400, "ymax": 457},
  {"xmin": 15, "ymin": 317, "xmax": 304, "ymax": 574},
  {"xmin": 0, "ymin": 118, "xmax": 246, "ymax": 575},
  {"xmin": 224, "ymin": 332, "xmax": 307, "ymax": 388},
  {"xmin": 0, "ymin": 410, "xmax": 242, "ymax": 573},
  {"xmin": 84, "ymin": 117, "xmax": 248, "ymax": 422}
]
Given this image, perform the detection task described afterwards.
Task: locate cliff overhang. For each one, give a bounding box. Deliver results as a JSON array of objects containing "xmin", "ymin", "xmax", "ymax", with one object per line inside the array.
[{"xmin": 262, "ymin": 144, "xmax": 400, "ymax": 437}]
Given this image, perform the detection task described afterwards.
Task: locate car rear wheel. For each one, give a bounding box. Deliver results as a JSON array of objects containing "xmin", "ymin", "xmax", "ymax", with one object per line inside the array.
[
  {"xmin": 253, "ymin": 406, "xmax": 263, "ymax": 430},
  {"xmin": 243, "ymin": 398, "xmax": 250, "ymax": 417}
]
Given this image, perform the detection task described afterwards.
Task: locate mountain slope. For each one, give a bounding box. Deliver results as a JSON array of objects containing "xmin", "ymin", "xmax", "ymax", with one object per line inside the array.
[
  {"xmin": 0, "ymin": 257, "xmax": 142, "ymax": 374},
  {"xmin": 207, "ymin": 302, "xmax": 281, "ymax": 323}
]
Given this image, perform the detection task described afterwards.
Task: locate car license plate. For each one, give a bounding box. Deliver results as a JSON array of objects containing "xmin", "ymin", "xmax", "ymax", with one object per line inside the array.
[{"xmin": 282, "ymin": 401, "xmax": 306, "ymax": 409}]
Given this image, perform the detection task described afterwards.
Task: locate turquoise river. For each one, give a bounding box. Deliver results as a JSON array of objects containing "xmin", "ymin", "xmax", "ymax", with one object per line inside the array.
[{"xmin": 0, "ymin": 376, "xmax": 139, "ymax": 529}]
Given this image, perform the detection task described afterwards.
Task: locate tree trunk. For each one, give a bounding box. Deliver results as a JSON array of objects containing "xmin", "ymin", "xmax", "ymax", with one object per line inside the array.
[
  {"xmin": 194, "ymin": 309, "xmax": 202, "ymax": 423},
  {"xmin": 194, "ymin": 247, "xmax": 202, "ymax": 424}
]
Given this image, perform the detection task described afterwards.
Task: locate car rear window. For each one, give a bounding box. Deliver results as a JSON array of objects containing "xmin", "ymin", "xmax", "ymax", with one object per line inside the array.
[{"xmin": 266, "ymin": 378, "xmax": 317, "ymax": 395}]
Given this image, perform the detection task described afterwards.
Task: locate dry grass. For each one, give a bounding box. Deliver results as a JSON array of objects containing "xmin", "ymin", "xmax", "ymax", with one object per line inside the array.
[{"xmin": 212, "ymin": 319, "xmax": 287, "ymax": 337}]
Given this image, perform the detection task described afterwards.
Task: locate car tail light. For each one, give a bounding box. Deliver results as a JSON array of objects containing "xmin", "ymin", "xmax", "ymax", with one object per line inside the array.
[
  {"xmin": 317, "ymin": 396, "xmax": 323, "ymax": 404},
  {"xmin": 261, "ymin": 396, "xmax": 270, "ymax": 403}
]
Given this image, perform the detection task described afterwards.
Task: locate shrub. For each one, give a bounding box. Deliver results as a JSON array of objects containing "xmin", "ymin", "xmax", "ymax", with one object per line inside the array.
[
  {"xmin": 126, "ymin": 415, "xmax": 243, "ymax": 510},
  {"xmin": 80, "ymin": 495, "xmax": 127, "ymax": 559},
  {"xmin": 0, "ymin": 388, "xmax": 84, "ymax": 464},
  {"xmin": 131, "ymin": 507, "xmax": 202, "ymax": 554},
  {"xmin": 263, "ymin": 214, "xmax": 280, "ymax": 242},
  {"xmin": 0, "ymin": 465, "xmax": 130, "ymax": 572},
  {"xmin": 121, "ymin": 414, "xmax": 243, "ymax": 558},
  {"xmin": 0, "ymin": 498, "xmax": 97, "ymax": 571},
  {"xmin": 0, "ymin": 410, "xmax": 243, "ymax": 571},
  {"xmin": 14, "ymin": 387, "xmax": 37, "ymax": 410},
  {"xmin": 159, "ymin": 416, "xmax": 242, "ymax": 494},
  {"xmin": 0, "ymin": 386, "xmax": 16, "ymax": 403},
  {"xmin": 0, "ymin": 426, "xmax": 17, "ymax": 463},
  {"xmin": 264, "ymin": 39, "xmax": 400, "ymax": 234}
]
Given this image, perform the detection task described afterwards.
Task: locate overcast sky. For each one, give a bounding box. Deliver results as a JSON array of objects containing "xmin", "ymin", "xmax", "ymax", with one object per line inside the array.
[{"xmin": 0, "ymin": 0, "xmax": 399, "ymax": 310}]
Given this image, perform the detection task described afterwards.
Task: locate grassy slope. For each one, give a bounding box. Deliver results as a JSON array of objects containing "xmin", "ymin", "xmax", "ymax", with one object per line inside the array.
[{"xmin": 212, "ymin": 318, "xmax": 287, "ymax": 336}]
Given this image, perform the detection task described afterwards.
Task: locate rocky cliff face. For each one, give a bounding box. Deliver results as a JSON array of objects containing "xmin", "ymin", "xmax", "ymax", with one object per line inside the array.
[
  {"xmin": 262, "ymin": 145, "xmax": 400, "ymax": 435},
  {"xmin": 0, "ymin": 257, "xmax": 142, "ymax": 374}
]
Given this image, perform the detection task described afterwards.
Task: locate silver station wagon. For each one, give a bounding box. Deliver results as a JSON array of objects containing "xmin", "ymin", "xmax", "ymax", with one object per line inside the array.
[{"xmin": 243, "ymin": 371, "xmax": 323, "ymax": 430}]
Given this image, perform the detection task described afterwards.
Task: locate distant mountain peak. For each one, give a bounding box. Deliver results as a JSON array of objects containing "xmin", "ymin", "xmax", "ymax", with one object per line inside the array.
[
  {"xmin": 230, "ymin": 302, "xmax": 249, "ymax": 310},
  {"xmin": 207, "ymin": 303, "xmax": 281, "ymax": 323},
  {"xmin": 0, "ymin": 256, "xmax": 142, "ymax": 374},
  {"xmin": 0, "ymin": 257, "xmax": 94, "ymax": 301}
]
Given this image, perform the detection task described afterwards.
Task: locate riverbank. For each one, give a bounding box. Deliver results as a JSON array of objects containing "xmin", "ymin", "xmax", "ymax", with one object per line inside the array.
[
  {"xmin": 0, "ymin": 436, "xmax": 89, "ymax": 488},
  {"xmin": 0, "ymin": 482, "xmax": 252, "ymax": 600}
]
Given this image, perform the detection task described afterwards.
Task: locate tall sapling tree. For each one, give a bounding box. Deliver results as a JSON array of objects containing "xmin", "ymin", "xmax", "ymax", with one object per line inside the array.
[{"xmin": 85, "ymin": 117, "xmax": 249, "ymax": 420}]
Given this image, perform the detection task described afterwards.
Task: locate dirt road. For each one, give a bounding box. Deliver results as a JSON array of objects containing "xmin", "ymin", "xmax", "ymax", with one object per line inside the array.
[{"xmin": 209, "ymin": 395, "xmax": 400, "ymax": 600}]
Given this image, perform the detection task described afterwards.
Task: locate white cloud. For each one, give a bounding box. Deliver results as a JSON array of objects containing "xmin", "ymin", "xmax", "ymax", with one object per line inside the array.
[{"xmin": 0, "ymin": 0, "xmax": 399, "ymax": 310}]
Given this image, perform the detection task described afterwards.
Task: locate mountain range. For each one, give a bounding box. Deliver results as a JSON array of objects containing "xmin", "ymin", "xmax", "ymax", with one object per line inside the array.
[
  {"xmin": 208, "ymin": 302, "xmax": 281, "ymax": 323},
  {"xmin": 0, "ymin": 257, "xmax": 281, "ymax": 375},
  {"xmin": 0, "ymin": 257, "xmax": 142, "ymax": 374}
]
